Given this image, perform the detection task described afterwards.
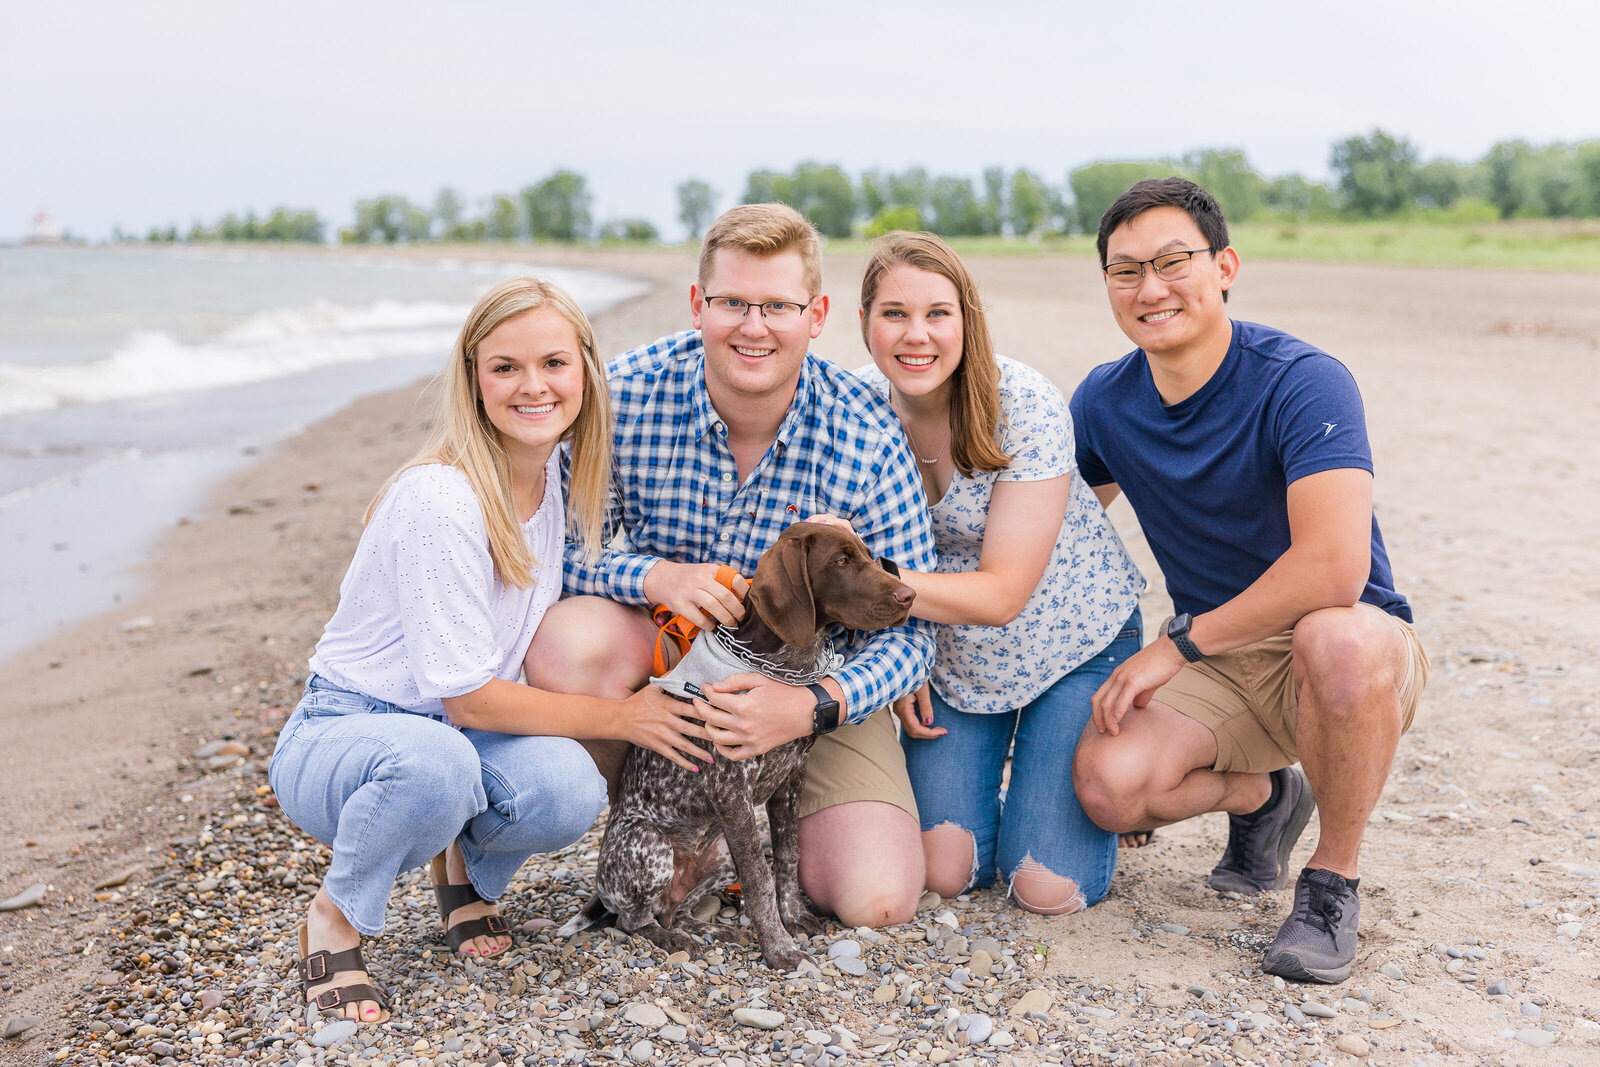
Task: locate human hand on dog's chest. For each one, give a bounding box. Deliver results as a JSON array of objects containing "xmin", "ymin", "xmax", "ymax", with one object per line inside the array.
[{"xmin": 697, "ymin": 671, "xmax": 823, "ymax": 760}]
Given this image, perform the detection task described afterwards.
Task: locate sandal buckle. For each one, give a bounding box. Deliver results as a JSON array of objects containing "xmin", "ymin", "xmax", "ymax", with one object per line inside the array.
[
  {"xmin": 302, "ymin": 953, "xmax": 328, "ymax": 981},
  {"xmin": 485, "ymin": 914, "xmax": 510, "ymax": 935},
  {"xmin": 313, "ymin": 988, "xmax": 343, "ymax": 1010}
]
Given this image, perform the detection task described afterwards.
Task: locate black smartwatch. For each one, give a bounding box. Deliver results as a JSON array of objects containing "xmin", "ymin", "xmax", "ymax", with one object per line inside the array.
[
  {"xmin": 807, "ymin": 683, "xmax": 841, "ymax": 735},
  {"xmin": 1166, "ymin": 613, "xmax": 1206, "ymax": 663}
]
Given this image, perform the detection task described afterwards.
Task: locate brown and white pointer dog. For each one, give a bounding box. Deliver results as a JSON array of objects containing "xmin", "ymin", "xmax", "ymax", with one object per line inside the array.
[{"xmin": 559, "ymin": 522, "xmax": 915, "ymax": 970}]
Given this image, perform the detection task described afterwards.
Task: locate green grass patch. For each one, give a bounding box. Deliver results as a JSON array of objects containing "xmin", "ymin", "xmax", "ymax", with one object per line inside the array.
[
  {"xmin": 1229, "ymin": 218, "xmax": 1600, "ymax": 272},
  {"xmin": 821, "ymin": 219, "xmax": 1600, "ymax": 272}
]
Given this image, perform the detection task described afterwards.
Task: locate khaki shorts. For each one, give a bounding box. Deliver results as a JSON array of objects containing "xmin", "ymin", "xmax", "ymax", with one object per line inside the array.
[
  {"xmin": 798, "ymin": 706, "xmax": 919, "ymax": 822},
  {"xmin": 1155, "ymin": 611, "xmax": 1429, "ymax": 775}
]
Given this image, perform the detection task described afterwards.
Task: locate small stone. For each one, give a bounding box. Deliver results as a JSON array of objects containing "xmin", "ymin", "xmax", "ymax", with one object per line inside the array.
[
  {"xmin": 828, "ymin": 939, "xmax": 862, "ymax": 958},
  {"xmin": 835, "ymin": 956, "xmax": 867, "ymax": 977},
  {"xmin": 1011, "ymin": 989, "xmax": 1052, "ymax": 1017},
  {"xmin": 622, "ymin": 1003, "xmax": 669, "ymax": 1028},
  {"xmin": 3, "ymin": 1016, "xmax": 42, "ymax": 1039},
  {"xmin": 93, "ymin": 866, "xmax": 140, "ymax": 889},
  {"xmin": 733, "ymin": 1008, "xmax": 785, "ymax": 1030},
  {"xmin": 1157, "ymin": 922, "xmax": 1190, "ymax": 935},
  {"xmin": 1186, "ymin": 985, "xmax": 1215, "ymax": 999},
  {"xmin": 1079, "ymin": 1006, "xmax": 1115, "ymax": 1019},
  {"xmin": 1379, "ymin": 963, "xmax": 1404, "ymax": 981},
  {"xmin": 918, "ymin": 890, "xmax": 942, "ymax": 910},
  {"xmin": 1521, "ymin": 1002, "xmax": 1542, "ymax": 1018},
  {"xmin": 198, "ymin": 989, "xmax": 226, "ymax": 1011},
  {"xmin": 662, "ymin": 951, "xmax": 690, "ymax": 965},
  {"xmin": 967, "ymin": 949, "xmax": 994, "ymax": 973},
  {"xmin": 1335, "ymin": 1034, "xmax": 1370, "ymax": 1056},
  {"xmin": 659, "ymin": 1025, "xmax": 687, "ymax": 1043},
  {"xmin": 988, "ymin": 1030, "xmax": 1015, "ymax": 1047},
  {"xmin": 873, "ymin": 984, "xmax": 896, "ymax": 1004},
  {"xmin": 934, "ymin": 910, "xmax": 959, "ymax": 928},
  {"xmin": 149, "ymin": 1042, "xmax": 175, "ymax": 1057},
  {"xmin": 1300, "ymin": 1000, "xmax": 1337, "ymax": 1019},
  {"xmin": 519, "ymin": 917, "xmax": 555, "ymax": 933},
  {"xmin": 0, "ymin": 884, "xmax": 47, "ymax": 911},
  {"xmin": 310, "ymin": 1020, "xmax": 358, "ymax": 1048},
  {"xmin": 692, "ymin": 895, "xmax": 721, "ymax": 922},
  {"xmin": 1557, "ymin": 921, "xmax": 1582, "ymax": 938},
  {"xmin": 959, "ymin": 1014, "xmax": 993, "ymax": 1044},
  {"xmin": 1488, "ymin": 979, "xmax": 1510, "ymax": 996},
  {"xmin": 444, "ymin": 1036, "xmax": 465, "ymax": 1052},
  {"xmin": 929, "ymin": 1049, "xmax": 950, "ymax": 1064},
  {"xmin": 1515, "ymin": 1029, "xmax": 1558, "ymax": 1046},
  {"xmin": 628, "ymin": 1038, "xmax": 654, "ymax": 1062},
  {"xmin": 969, "ymin": 937, "xmax": 1003, "ymax": 957}
]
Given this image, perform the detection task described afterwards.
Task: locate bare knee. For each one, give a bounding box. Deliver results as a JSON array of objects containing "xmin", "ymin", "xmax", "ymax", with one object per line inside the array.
[
  {"xmin": 525, "ymin": 596, "xmax": 652, "ymax": 697},
  {"xmin": 1293, "ymin": 609, "xmax": 1402, "ymax": 722},
  {"xmin": 1009, "ymin": 857, "xmax": 1088, "ymax": 916},
  {"xmin": 922, "ymin": 823, "xmax": 976, "ymax": 899},
  {"xmin": 1073, "ymin": 744, "xmax": 1144, "ymax": 835},
  {"xmin": 829, "ymin": 878, "xmax": 921, "ymax": 928}
]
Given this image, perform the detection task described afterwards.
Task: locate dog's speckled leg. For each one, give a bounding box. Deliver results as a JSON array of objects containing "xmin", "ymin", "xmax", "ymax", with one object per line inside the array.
[{"xmin": 718, "ymin": 795, "xmax": 808, "ymax": 970}]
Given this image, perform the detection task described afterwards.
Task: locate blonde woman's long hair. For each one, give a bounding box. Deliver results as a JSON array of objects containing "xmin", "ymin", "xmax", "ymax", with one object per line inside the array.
[
  {"xmin": 859, "ymin": 232, "xmax": 1011, "ymax": 476},
  {"xmin": 366, "ymin": 276, "xmax": 612, "ymax": 588}
]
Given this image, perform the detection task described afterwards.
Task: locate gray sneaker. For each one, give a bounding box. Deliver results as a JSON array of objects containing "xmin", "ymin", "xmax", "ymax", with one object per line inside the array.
[
  {"xmin": 1206, "ymin": 765, "xmax": 1316, "ymax": 894},
  {"xmin": 1262, "ymin": 867, "xmax": 1361, "ymax": 984}
]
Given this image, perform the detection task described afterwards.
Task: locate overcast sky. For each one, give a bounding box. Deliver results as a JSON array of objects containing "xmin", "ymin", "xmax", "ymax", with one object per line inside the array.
[{"xmin": 4, "ymin": 0, "xmax": 1596, "ymax": 242}]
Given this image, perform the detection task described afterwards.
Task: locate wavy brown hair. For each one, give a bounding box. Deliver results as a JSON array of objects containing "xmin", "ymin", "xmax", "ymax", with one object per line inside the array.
[
  {"xmin": 366, "ymin": 277, "xmax": 612, "ymax": 587},
  {"xmin": 859, "ymin": 231, "xmax": 1010, "ymax": 475}
]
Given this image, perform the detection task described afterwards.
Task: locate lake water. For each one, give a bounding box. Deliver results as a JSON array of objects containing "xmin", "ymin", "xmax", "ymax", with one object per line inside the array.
[{"xmin": 0, "ymin": 245, "xmax": 647, "ymax": 660}]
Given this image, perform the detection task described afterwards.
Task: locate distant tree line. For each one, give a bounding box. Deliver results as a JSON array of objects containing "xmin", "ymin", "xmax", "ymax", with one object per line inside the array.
[{"xmin": 127, "ymin": 131, "xmax": 1600, "ymax": 248}]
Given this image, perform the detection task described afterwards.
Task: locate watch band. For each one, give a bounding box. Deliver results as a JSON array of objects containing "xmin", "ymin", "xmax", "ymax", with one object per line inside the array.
[
  {"xmin": 807, "ymin": 683, "xmax": 841, "ymax": 735},
  {"xmin": 1166, "ymin": 613, "xmax": 1206, "ymax": 663}
]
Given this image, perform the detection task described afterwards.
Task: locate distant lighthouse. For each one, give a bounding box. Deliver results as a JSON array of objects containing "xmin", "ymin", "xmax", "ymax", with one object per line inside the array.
[{"xmin": 25, "ymin": 210, "xmax": 63, "ymax": 244}]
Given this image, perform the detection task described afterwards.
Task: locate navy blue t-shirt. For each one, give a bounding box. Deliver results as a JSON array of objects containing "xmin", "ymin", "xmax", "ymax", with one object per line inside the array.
[{"xmin": 1070, "ymin": 320, "xmax": 1411, "ymax": 623}]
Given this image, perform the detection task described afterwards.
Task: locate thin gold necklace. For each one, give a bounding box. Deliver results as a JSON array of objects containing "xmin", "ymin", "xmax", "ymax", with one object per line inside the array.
[{"xmin": 893, "ymin": 401, "xmax": 951, "ymax": 465}]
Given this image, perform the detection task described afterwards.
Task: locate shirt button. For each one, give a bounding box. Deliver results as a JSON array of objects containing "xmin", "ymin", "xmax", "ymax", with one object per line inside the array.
[
  {"xmin": 715, "ymin": 422, "xmax": 725, "ymax": 433},
  {"xmin": 721, "ymin": 472, "xmax": 733, "ymax": 482},
  {"xmin": 719, "ymin": 532, "xmax": 729, "ymax": 542}
]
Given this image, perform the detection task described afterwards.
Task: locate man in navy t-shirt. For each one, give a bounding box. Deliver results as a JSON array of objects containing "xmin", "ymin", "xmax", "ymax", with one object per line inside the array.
[{"xmin": 1070, "ymin": 178, "xmax": 1429, "ymax": 985}]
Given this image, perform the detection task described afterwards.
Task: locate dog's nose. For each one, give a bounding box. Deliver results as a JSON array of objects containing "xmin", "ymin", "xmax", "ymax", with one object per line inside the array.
[{"xmin": 893, "ymin": 584, "xmax": 914, "ymax": 606}]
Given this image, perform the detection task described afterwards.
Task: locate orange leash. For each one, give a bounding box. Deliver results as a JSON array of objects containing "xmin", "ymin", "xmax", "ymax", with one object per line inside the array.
[{"xmin": 651, "ymin": 564, "xmax": 743, "ymax": 676}]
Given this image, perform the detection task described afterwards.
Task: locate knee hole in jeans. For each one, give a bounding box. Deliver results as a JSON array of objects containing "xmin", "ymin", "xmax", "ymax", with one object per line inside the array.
[
  {"xmin": 1009, "ymin": 855, "xmax": 1086, "ymax": 916},
  {"xmin": 923, "ymin": 822, "xmax": 978, "ymax": 898}
]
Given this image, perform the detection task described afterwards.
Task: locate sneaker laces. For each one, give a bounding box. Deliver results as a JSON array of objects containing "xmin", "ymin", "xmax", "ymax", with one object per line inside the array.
[{"xmin": 1300, "ymin": 875, "xmax": 1347, "ymax": 943}]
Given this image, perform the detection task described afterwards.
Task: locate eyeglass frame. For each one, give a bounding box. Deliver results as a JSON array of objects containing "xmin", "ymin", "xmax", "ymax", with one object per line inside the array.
[
  {"xmin": 1101, "ymin": 248, "xmax": 1216, "ymax": 287},
  {"xmin": 701, "ymin": 294, "xmax": 816, "ymax": 323}
]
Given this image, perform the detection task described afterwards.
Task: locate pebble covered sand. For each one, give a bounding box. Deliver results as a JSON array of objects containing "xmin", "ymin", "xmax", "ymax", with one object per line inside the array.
[{"xmin": 2, "ymin": 663, "xmax": 1594, "ymax": 1067}]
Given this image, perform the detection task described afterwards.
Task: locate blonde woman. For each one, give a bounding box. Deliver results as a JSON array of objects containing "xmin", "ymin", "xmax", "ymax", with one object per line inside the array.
[
  {"xmin": 269, "ymin": 278, "xmax": 709, "ymax": 1023},
  {"xmin": 853, "ymin": 233, "xmax": 1146, "ymax": 914}
]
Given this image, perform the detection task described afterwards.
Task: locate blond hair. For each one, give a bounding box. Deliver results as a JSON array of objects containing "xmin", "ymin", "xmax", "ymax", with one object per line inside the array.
[
  {"xmin": 367, "ymin": 277, "xmax": 612, "ymax": 588},
  {"xmin": 859, "ymin": 232, "xmax": 1011, "ymax": 476},
  {"xmin": 698, "ymin": 203, "xmax": 822, "ymax": 297}
]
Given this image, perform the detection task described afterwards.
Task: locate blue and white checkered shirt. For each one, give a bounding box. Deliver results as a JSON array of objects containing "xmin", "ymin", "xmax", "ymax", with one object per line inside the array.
[{"xmin": 563, "ymin": 329, "xmax": 937, "ymax": 726}]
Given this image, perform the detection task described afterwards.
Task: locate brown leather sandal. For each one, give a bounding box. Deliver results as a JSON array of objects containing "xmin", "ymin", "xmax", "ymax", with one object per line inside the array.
[
  {"xmin": 297, "ymin": 925, "xmax": 390, "ymax": 1022},
  {"xmin": 430, "ymin": 855, "xmax": 512, "ymax": 957}
]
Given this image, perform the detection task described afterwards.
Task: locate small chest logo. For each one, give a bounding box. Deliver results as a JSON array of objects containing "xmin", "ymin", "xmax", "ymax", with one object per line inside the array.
[{"xmin": 1321, "ymin": 422, "xmax": 1338, "ymax": 437}]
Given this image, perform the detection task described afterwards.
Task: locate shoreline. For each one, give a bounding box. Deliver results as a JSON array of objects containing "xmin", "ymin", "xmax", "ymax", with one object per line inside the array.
[{"xmin": 2, "ymin": 247, "xmax": 1598, "ymax": 1063}]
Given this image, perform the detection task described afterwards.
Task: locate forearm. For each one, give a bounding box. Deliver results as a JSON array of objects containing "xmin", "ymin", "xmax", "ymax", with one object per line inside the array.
[
  {"xmin": 442, "ymin": 678, "xmax": 623, "ymax": 737},
  {"xmin": 562, "ymin": 546, "xmax": 660, "ymax": 604},
  {"xmin": 831, "ymin": 620, "xmax": 936, "ymax": 726},
  {"xmin": 901, "ymin": 568, "xmax": 1031, "ymax": 627},
  {"xmin": 1189, "ymin": 543, "xmax": 1368, "ymax": 656}
]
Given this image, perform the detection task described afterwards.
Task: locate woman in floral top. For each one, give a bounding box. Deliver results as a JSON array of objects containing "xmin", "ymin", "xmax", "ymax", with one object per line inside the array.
[{"xmin": 853, "ymin": 232, "xmax": 1146, "ymax": 913}]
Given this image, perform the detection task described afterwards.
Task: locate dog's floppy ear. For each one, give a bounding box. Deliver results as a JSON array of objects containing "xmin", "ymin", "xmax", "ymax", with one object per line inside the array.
[{"xmin": 749, "ymin": 532, "xmax": 816, "ymax": 649}]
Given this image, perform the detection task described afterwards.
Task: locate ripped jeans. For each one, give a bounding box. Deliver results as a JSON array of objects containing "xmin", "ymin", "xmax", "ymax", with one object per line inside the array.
[{"xmin": 902, "ymin": 608, "xmax": 1142, "ymax": 910}]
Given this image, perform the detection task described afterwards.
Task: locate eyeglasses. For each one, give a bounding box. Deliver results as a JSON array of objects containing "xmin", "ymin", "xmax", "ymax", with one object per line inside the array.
[
  {"xmin": 1102, "ymin": 248, "xmax": 1215, "ymax": 289},
  {"xmin": 703, "ymin": 295, "xmax": 814, "ymax": 326}
]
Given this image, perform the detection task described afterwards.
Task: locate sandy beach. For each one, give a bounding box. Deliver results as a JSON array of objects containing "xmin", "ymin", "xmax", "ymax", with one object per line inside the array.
[{"xmin": 2, "ymin": 245, "xmax": 1598, "ymax": 1065}]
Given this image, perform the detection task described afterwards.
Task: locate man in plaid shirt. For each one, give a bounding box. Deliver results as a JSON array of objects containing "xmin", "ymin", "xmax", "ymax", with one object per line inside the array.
[{"xmin": 529, "ymin": 204, "xmax": 936, "ymax": 926}]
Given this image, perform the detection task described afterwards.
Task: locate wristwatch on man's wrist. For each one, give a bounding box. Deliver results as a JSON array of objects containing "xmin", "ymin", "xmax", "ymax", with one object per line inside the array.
[
  {"xmin": 1165, "ymin": 613, "xmax": 1206, "ymax": 663},
  {"xmin": 807, "ymin": 683, "xmax": 841, "ymax": 735}
]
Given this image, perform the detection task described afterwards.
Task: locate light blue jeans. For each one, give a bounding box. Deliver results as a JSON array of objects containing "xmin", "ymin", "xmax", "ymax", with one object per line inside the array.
[
  {"xmin": 268, "ymin": 675, "xmax": 607, "ymax": 935},
  {"xmin": 902, "ymin": 608, "xmax": 1143, "ymax": 907}
]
